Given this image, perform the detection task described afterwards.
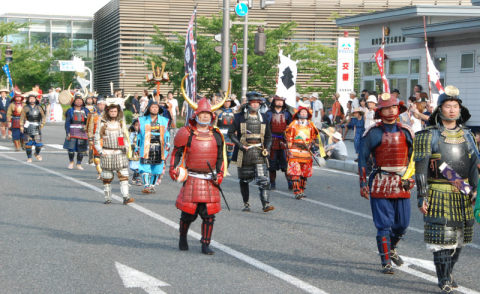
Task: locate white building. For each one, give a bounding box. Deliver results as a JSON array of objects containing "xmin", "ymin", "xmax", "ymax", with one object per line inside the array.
[{"xmin": 336, "ymin": 2, "xmax": 480, "ymax": 127}]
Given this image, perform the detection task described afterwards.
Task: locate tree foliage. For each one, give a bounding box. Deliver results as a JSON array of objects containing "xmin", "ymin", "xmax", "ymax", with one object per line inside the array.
[{"xmin": 141, "ymin": 12, "xmax": 338, "ymax": 99}]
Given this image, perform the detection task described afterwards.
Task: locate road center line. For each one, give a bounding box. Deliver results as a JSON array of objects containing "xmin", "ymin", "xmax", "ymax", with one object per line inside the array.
[{"xmin": 0, "ymin": 154, "xmax": 328, "ymax": 294}]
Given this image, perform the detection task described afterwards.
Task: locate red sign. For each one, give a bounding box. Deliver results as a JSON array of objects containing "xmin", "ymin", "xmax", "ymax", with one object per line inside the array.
[{"xmin": 232, "ymin": 43, "xmax": 238, "ymax": 56}]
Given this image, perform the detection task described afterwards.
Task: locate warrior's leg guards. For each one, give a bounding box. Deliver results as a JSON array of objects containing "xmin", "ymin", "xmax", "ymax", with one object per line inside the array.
[
  {"xmin": 150, "ymin": 174, "xmax": 159, "ymax": 193},
  {"xmin": 20, "ymin": 138, "xmax": 25, "ymax": 150},
  {"xmin": 450, "ymin": 248, "xmax": 461, "ymax": 288},
  {"xmin": 433, "ymin": 249, "xmax": 454, "ymax": 292},
  {"xmin": 35, "ymin": 146, "xmax": 42, "ymax": 161},
  {"xmin": 285, "ymin": 172, "xmax": 293, "ymax": 190},
  {"xmin": 68, "ymin": 152, "xmax": 75, "ymax": 169},
  {"xmin": 240, "ymin": 181, "xmax": 250, "ymax": 211},
  {"xmin": 390, "ymin": 233, "xmax": 405, "ymax": 266},
  {"xmin": 179, "ymin": 220, "xmax": 191, "ymax": 251},
  {"xmin": 201, "ymin": 217, "xmax": 215, "ymax": 255},
  {"xmin": 300, "ymin": 176, "xmax": 307, "ymax": 197},
  {"xmin": 77, "ymin": 152, "xmax": 84, "ymax": 164},
  {"xmin": 142, "ymin": 173, "xmax": 152, "ymax": 193},
  {"xmin": 376, "ymin": 235, "xmax": 394, "ymax": 274},
  {"xmin": 269, "ymin": 171, "xmax": 277, "ymax": 190},
  {"xmin": 256, "ymin": 164, "xmax": 274, "ymax": 212},
  {"xmin": 25, "ymin": 145, "xmax": 33, "ymax": 159},
  {"xmin": 103, "ymin": 183, "xmax": 112, "ymax": 204},
  {"xmin": 120, "ymin": 180, "xmax": 134, "ymax": 204}
]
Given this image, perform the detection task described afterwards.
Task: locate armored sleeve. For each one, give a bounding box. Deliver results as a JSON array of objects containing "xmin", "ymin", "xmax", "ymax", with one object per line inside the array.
[
  {"xmin": 65, "ymin": 109, "xmax": 72, "ymax": 135},
  {"xmin": 39, "ymin": 106, "xmax": 46, "ymax": 127},
  {"xmin": 465, "ymin": 131, "xmax": 480, "ymax": 193},
  {"xmin": 263, "ymin": 116, "xmax": 272, "ymax": 150},
  {"xmin": 6, "ymin": 104, "xmax": 14, "ymax": 122},
  {"xmin": 87, "ymin": 114, "xmax": 95, "ymax": 140},
  {"xmin": 357, "ymin": 130, "xmax": 372, "ymax": 188},
  {"xmin": 94, "ymin": 119, "xmax": 103, "ymax": 154},
  {"xmin": 213, "ymin": 130, "xmax": 225, "ymax": 174},
  {"xmin": 19, "ymin": 106, "xmax": 27, "ymax": 128},
  {"xmin": 227, "ymin": 119, "xmax": 245, "ymax": 151},
  {"xmin": 414, "ymin": 129, "xmax": 434, "ymax": 203}
]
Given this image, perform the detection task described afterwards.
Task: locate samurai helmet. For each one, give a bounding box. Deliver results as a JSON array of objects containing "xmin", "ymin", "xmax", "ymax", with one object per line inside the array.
[
  {"xmin": 181, "ymin": 74, "xmax": 231, "ymax": 125},
  {"xmin": 374, "ymin": 92, "xmax": 407, "ymax": 120},
  {"xmin": 428, "ymin": 86, "xmax": 470, "ymax": 125}
]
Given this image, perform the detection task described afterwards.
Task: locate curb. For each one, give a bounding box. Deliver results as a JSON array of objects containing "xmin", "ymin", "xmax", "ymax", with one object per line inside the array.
[{"xmin": 325, "ymin": 158, "xmax": 358, "ymax": 174}]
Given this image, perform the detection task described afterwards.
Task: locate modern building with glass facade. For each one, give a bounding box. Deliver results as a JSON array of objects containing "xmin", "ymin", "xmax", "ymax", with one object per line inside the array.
[{"xmin": 1, "ymin": 13, "xmax": 93, "ymax": 77}]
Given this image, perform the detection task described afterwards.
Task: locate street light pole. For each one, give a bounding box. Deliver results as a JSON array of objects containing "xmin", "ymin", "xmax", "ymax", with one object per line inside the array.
[
  {"xmin": 241, "ymin": 14, "xmax": 248, "ymax": 100},
  {"xmin": 221, "ymin": 0, "xmax": 230, "ymax": 92}
]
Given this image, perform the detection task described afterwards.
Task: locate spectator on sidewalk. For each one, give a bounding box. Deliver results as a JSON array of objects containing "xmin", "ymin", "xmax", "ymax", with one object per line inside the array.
[
  {"xmin": 331, "ymin": 92, "xmax": 343, "ymax": 125},
  {"xmin": 350, "ymin": 91, "xmax": 359, "ymax": 109},
  {"xmin": 295, "ymin": 93, "xmax": 301, "ymax": 109},
  {"xmin": 339, "ymin": 100, "xmax": 353, "ymax": 140},
  {"xmin": 311, "ymin": 93, "xmax": 323, "ymax": 124},
  {"xmin": 131, "ymin": 93, "xmax": 140, "ymax": 118},
  {"xmin": 359, "ymin": 97, "xmax": 367, "ymax": 113},
  {"xmin": 140, "ymin": 90, "xmax": 149, "ymax": 116},
  {"xmin": 351, "ymin": 108, "xmax": 365, "ymax": 162},
  {"xmin": 364, "ymin": 95, "xmax": 378, "ymax": 128},
  {"xmin": 325, "ymin": 132, "xmax": 347, "ymax": 161},
  {"xmin": 391, "ymin": 89, "xmax": 400, "ymax": 102}
]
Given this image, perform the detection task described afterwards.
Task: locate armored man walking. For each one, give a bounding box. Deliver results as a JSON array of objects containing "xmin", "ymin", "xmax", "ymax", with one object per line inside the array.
[
  {"xmin": 63, "ymin": 92, "xmax": 90, "ymax": 170},
  {"xmin": 414, "ymin": 86, "xmax": 478, "ymax": 293},
  {"xmin": 94, "ymin": 100, "xmax": 134, "ymax": 204},
  {"xmin": 6, "ymin": 91, "xmax": 25, "ymax": 151},
  {"xmin": 265, "ymin": 95, "xmax": 293, "ymax": 191},
  {"xmin": 228, "ymin": 92, "xmax": 273, "ymax": 212},
  {"xmin": 169, "ymin": 76, "xmax": 228, "ymax": 255},
  {"xmin": 20, "ymin": 93, "xmax": 46, "ymax": 163},
  {"xmin": 358, "ymin": 93, "xmax": 415, "ymax": 274},
  {"xmin": 215, "ymin": 95, "xmax": 236, "ymax": 166}
]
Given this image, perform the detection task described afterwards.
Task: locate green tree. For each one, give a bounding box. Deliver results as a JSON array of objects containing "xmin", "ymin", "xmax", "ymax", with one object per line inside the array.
[
  {"xmin": 141, "ymin": 12, "xmax": 337, "ymax": 99},
  {"xmin": 50, "ymin": 39, "xmax": 77, "ymax": 89},
  {"xmin": 0, "ymin": 21, "xmax": 30, "ymax": 40}
]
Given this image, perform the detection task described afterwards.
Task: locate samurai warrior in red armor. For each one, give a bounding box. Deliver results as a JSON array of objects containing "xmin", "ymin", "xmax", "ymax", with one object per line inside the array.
[
  {"xmin": 6, "ymin": 91, "xmax": 26, "ymax": 151},
  {"xmin": 358, "ymin": 93, "xmax": 415, "ymax": 274},
  {"xmin": 169, "ymin": 76, "xmax": 228, "ymax": 255},
  {"xmin": 265, "ymin": 95, "xmax": 293, "ymax": 191},
  {"xmin": 285, "ymin": 105, "xmax": 318, "ymax": 199}
]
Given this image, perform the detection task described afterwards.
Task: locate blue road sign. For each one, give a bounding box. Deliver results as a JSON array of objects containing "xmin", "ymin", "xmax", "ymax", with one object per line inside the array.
[
  {"xmin": 231, "ymin": 57, "xmax": 238, "ymax": 70},
  {"xmin": 235, "ymin": 3, "xmax": 248, "ymax": 17}
]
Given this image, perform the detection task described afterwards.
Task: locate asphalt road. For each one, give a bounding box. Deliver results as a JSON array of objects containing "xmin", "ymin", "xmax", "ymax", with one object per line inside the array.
[{"xmin": 0, "ymin": 125, "xmax": 479, "ymax": 294}]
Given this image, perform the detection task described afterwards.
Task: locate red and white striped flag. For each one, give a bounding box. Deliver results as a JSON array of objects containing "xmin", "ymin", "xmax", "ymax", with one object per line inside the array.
[
  {"xmin": 425, "ymin": 44, "xmax": 444, "ymax": 94},
  {"xmin": 374, "ymin": 45, "xmax": 390, "ymax": 93}
]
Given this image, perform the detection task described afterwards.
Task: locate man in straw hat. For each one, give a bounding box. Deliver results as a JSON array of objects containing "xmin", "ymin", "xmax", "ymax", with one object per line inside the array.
[
  {"xmin": 169, "ymin": 75, "xmax": 228, "ymax": 255},
  {"xmin": 7, "ymin": 90, "xmax": 26, "ymax": 151},
  {"xmin": 413, "ymin": 86, "xmax": 479, "ymax": 292},
  {"xmin": 0, "ymin": 88, "xmax": 12, "ymax": 139},
  {"xmin": 265, "ymin": 95, "xmax": 293, "ymax": 191},
  {"xmin": 20, "ymin": 92, "xmax": 46, "ymax": 162},
  {"xmin": 94, "ymin": 97, "xmax": 134, "ymax": 205},
  {"xmin": 63, "ymin": 91, "xmax": 90, "ymax": 170},
  {"xmin": 358, "ymin": 92, "xmax": 415, "ymax": 274},
  {"xmin": 87, "ymin": 95, "xmax": 107, "ymax": 179},
  {"xmin": 136, "ymin": 99, "xmax": 170, "ymax": 194},
  {"xmin": 215, "ymin": 94, "xmax": 237, "ymax": 167},
  {"xmin": 285, "ymin": 104, "xmax": 318, "ymax": 199},
  {"xmin": 228, "ymin": 92, "xmax": 274, "ymax": 213}
]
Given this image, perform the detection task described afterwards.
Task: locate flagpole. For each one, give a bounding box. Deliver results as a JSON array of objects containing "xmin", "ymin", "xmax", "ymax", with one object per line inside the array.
[
  {"xmin": 382, "ymin": 26, "xmax": 386, "ymax": 93},
  {"xmin": 423, "ymin": 16, "xmax": 433, "ymax": 103}
]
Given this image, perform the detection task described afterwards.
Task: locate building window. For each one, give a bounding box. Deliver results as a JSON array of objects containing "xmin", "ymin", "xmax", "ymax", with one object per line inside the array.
[
  {"xmin": 410, "ymin": 59, "xmax": 420, "ymax": 74},
  {"xmin": 389, "ymin": 60, "xmax": 409, "ymax": 75},
  {"xmin": 7, "ymin": 18, "xmax": 28, "ymax": 44},
  {"xmin": 362, "ymin": 62, "xmax": 379, "ymax": 76},
  {"xmin": 461, "ymin": 51, "xmax": 474, "ymax": 72},
  {"xmin": 434, "ymin": 57, "xmax": 446, "ymax": 73}
]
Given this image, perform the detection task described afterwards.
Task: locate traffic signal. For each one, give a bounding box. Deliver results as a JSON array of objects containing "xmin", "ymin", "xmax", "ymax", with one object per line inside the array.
[
  {"xmin": 5, "ymin": 46, "xmax": 13, "ymax": 63},
  {"xmin": 237, "ymin": 0, "xmax": 253, "ymax": 9},
  {"xmin": 260, "ymin": 0, "xmax": 275, "ymax": 9},
  {"xmin": 254, "ymin": 26, "xmax": 266, "ymax": 56}
]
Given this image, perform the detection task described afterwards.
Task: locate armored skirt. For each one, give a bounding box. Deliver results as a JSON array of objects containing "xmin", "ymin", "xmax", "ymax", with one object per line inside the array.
[{"xmin": 176, "ymin": 176, "xmax": 221, "ymax": 216}]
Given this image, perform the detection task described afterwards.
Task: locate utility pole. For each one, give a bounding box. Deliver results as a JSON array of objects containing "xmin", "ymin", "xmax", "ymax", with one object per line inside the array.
[
  {"xmin": 241, "ymin": 14, "xmax": 248, "ymax": 100},
  {"xmin": 221, "ymin": 0, "xmax": 230, "ymax": 92}
]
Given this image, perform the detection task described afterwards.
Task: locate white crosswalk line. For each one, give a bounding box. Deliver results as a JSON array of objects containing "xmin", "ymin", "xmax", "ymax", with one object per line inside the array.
[
  {"xmin": 0, "ymin": 146, "xmax": 13, "ymax": 150},
  {"xmin": 45, "ymin": 144, "xmax": 64, "ymax": 149}
]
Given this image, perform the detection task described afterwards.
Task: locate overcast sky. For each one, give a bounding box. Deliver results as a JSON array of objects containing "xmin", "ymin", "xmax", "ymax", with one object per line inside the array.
[{"xmin": 2, "ymin": 0, "xmax": 112, "ymax": 17}]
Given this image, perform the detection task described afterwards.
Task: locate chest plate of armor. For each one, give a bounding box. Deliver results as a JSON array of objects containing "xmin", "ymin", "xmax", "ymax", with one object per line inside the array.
[
  {"xmin": 245, "ymin": 115, "xmax": 262, "ymax": 144},
  {"xmin": 271, "ymin": 112, "xmax": 287, "ymax": 133},
  {"xmin": 13, "ymin": 103, "xmax": 23, "ymax": 117},
  {"xmin": 102, "ymin": 121, "xmax": 123, "ymax": 149},
  {"xmin": 26, "ymin": 105, "xmax": 42, "ymax": 122},
  {"xmin": 374, "ymin": 129, "xmax": 408, "ymax": 171},
  {"xmin": 150, "ymin": 121, "xmax": 161, "ymax": 143},
  {"xmin": 185, "ymin": 131, "xmax": 218, "ymax": 173},
  {"xmin": 429, "ymin": 131, "xmax": 469, "ymax": 180},
  {"xmin": 72, "ymin": 110, "xmax": 87, "ymax": 125},
  {"xmin": 217, "ymin": 110, "xmax": 234, "ymax": 129}
]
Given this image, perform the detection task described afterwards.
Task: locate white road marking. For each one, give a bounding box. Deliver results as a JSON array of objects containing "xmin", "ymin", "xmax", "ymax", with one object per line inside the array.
[
  {"xmin": 0, "ymin": 151, "xmax": 65, "ymax": 154},
  {"xmin": 0, "ymin": 154, "xmax": 328, "ymax": 294},
  {"xmin": 115, "ymin": 262, "xmax": 170, "ymax": 294},
  {"xmin": 45, "ymin": 144, "xmax": 65, "ymax": 149},
  {"xmin": 313, "ymin": 166, "xmax": 357, "ymax": 177},
  {"xmin": 225, "ymin": 178, "xmax": 480, "ymax": 251},
  {"xmin": 0, "ymin": 146, "xmax": 12, "ymax": 150}
]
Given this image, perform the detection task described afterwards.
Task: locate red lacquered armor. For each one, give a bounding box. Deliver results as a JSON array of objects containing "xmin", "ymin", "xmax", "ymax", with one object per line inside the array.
[
  {"xmin": 175, "ymin": 176, "xmax": 221, "ymax": 215},
  {"xmin": 374, "ymin": 125, "xmax": 408, "ymax": 168},
  {"xmin": 184, "ymin": 130, "xmax": 218, "ymax": 173},
  {"xmin": 271, "ymin": 113, "xmax": 287, "ymax": 133}
]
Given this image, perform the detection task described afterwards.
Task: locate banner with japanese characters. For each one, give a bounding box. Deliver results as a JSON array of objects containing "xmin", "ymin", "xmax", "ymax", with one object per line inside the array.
[
  {"xmin": 184, "ymin": 8, "xmax": 197, "ymax": 125},
  {"xmin": 374, "ymin": 45, "xmax": 390, "ymax": 94},
  {"xmin": 336, "ymin": 38, "xmax": 355, "ymax": 108}
]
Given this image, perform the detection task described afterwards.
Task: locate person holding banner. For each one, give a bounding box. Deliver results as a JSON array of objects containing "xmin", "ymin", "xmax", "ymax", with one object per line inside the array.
[
  {"xmin": 7, "ymin": 91, "xmax": 26, "ymax": 151},
  {"xmin": 0, "ymin": 88, "xmax": 12, "ymax": 139},
  {"xmin": 414, "ymin": 86, "xmax": 478, "ymax": 293}
]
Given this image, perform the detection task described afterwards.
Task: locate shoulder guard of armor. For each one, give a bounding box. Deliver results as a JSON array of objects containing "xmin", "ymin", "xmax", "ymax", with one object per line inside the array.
[
  {"xmin": 174, "ymin": 126, "xmax": 192, "ymax": 147},
  {"xmin": 397, "ymin": 122, "xmax": 415, "ymax": 139},
  {"xmin": 362, "ymin": 122, "xmax": 382, "ymax": 138},
  {"xmin": 413, "ymin": 128, "xmax": 434, "ymax": 161}
]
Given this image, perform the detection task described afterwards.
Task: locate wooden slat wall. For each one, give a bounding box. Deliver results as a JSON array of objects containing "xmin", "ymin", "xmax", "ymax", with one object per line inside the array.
[{"xmin": 93, "ymin": 0, "xmax": 470, "ymax": 95}]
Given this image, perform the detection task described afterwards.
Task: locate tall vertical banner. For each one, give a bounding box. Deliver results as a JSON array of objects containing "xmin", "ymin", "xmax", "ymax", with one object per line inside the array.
[
  {"xmin": 184, "ymin": 8, "xmax": 197, "ymax": 124},
  {"xmin": 275, "ymin": 50, "xmax": 298, "ymax": 107},
  {"xmin": 374, "ymin": 45, "xmax": 390, "ymax": 93},
  {"xmin": 2, "ymin": 64, "xmax": 13, "ymax": 97},
  {"xmin": 336, "ymin": 37, "xmax": 355, "ymax": 108}
]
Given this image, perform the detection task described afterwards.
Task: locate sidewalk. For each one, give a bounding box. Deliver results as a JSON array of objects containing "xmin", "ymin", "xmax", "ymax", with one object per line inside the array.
[{"xmin": 322, "ymin": 138, "xmax": 359, "ymax": 174}]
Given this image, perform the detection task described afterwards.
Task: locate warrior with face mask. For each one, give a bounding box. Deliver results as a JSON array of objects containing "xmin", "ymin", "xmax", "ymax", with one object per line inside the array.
[
  {"xmin": 228, "ymin": 92, "xmax": 273, "ymax": 213},
  {"xmin": 63, "ymin": 92, "xmax": 90, "ymax": 170},
  {"xmin": 20, "ymin": 93, "xmax": 46, "ymax": 163},
  {"xmin": 94, "ymin": 100, "xmax": 134, "ymax": 204},
  {"xmin": 414, "ymin": 86, "xmax": 479, "ymax": 293},
  {"xmin": 88, "ymin": 95, "xmax": 107, "ymax": 179},
  {"xmin": 265, "ymin": 95, "xmax": 293, "ymax": 191},
  {"xmin": 358, "ymin": 93, "xmax": 415, "ymax": 275},
  {"xmin": 135, "ymin": 99, "xmax": 170, "ymax": 194},
  {"xmin": 170, "ymin": 77, "xmax": 228, "ymax": 255},
  {"xmin": 285, "ymin": 103, "xmax": 318, "ymax": 199},
  {"xmin": 215, "ymin": 94, "xmax": 237, "ymax": 166}
]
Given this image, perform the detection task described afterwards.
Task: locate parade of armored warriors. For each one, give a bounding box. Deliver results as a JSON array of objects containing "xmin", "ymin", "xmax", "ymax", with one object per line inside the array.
[{"xmin": 1, "ymin": 1, "xmax": 480, "ymax": 293}]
